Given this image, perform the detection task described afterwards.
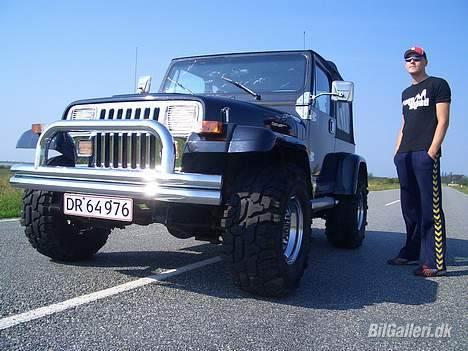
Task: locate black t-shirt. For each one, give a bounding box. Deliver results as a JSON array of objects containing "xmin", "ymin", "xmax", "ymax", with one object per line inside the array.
[{"xmin": 398, "ymin": 76, "xmax": 451, "ymax": 153}]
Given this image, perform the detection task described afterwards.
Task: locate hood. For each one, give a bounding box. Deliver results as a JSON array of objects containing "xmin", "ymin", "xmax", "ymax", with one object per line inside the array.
[{"xmin": 63, "ymin": 93, "xmax": 303, "ymax": 132}]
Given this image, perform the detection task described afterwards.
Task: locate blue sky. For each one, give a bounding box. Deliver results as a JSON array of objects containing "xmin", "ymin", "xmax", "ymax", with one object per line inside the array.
[{"xmin": 1, "ymin": 0, "xmax": 467, "ymax": 176}]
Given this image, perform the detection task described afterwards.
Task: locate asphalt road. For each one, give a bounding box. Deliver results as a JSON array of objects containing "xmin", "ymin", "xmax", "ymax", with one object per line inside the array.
[{"xmin": 0, "ymin": 187, "xmax": 467, "ymax": 350}]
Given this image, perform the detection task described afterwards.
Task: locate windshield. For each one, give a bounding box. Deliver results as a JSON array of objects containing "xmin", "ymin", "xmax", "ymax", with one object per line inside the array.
[{"xmin": 161, "ymin": 53, "xmax": 307, "ymax": 96}]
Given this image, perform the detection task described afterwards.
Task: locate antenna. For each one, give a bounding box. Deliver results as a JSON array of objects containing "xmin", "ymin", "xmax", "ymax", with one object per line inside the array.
[
  {"xmin": 302, "ymin": 31, "xmax": 306, "ymax": 113},
  {"xmin": 134, "ymin": 47, "xmax": 138, "ymax": 91}
]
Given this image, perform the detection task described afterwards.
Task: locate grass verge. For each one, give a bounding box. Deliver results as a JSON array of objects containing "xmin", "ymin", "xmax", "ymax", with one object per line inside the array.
[
  {"xmin": 368, "ymin": 177, "xmax": 400, "ymax": 191},
  {"xmin": 0, "ymin": 168, "xmax": 22, "ymax": 218}
]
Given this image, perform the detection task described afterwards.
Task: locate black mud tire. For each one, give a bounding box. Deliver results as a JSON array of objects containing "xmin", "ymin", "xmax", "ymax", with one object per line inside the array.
[
  {"xmin": 21, "ymin": 190, "xmax": 110, "ymax": 261},
  {"xmin": 221, "ymin": 163, "xmax": 311, "ymax": 297},
  {"xmin": 325, "ymin": 170, "xmax": 368, "ymax": 249}
]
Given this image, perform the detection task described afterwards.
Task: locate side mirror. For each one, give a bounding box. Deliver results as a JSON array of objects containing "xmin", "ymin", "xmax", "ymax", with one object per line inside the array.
[
  {"xmin": 331, "ymin": 81, "xmax": 354, "ymax": 102},
  {"xmin": 137, "ymin": 76, "xmax": 152, "ymax": 94}
]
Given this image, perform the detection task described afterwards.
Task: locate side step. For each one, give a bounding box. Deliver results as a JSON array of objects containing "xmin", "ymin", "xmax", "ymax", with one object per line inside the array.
[{"xmin": 311, "ymin": 196, "xmax": 338, "ymax": 213}]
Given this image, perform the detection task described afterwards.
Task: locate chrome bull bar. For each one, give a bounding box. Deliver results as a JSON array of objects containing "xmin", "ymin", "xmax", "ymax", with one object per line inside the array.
[{"xmin": 10, "ymin": 120, "xmax": 222, "ymax": 205}]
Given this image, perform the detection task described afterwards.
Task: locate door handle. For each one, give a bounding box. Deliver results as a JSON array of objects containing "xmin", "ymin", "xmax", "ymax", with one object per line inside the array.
[{"xmin": 329, "ymin": 118, "xmax": 336, "ymax": 134}]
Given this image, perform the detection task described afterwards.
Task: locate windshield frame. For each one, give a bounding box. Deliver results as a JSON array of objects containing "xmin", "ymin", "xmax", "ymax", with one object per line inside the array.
[{"xmin": 159, "ymin": 51, "xmax": 312, "ymax": 99}]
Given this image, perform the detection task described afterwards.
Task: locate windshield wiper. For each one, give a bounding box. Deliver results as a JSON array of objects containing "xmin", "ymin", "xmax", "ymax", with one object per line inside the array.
[
  {"xmin": 166, "ymin": 77, "xmax": 194, "ymax": 95},
  {"xmin": 221, "ymin": 76, "xmax": 261, "ymax": 100}
]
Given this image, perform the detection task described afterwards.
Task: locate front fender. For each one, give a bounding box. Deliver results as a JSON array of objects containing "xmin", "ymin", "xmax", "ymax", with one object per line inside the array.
[
  {"xmin": 228, "ymin": 126, "xmax": 276, "ymax": 152},
  {"xmin": 16, "ymin": 130, "xmax": 39, "ymax": 149},
  {"xmin": 228, "ymin": 125, "xmax": 306, "ymax": 153},
  {"xmin": 319, "ymin": 152, "xmax": 367, "ymax": 195}
]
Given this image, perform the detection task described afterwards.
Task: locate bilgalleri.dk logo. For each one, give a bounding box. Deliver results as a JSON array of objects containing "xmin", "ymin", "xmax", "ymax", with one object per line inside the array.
[{"xmin": 368, "ymin": 323, "xmax": 452, "ymax": 338}]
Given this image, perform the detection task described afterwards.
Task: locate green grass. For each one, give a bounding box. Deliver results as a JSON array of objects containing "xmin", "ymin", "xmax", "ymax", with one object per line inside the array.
[
  {"xmin": 0, "ymin": 168, "xmax": 22, "ymax": 218},
  {"xmin": 368, "ymin": 177, "xmax": 400, "ymax": 191}
]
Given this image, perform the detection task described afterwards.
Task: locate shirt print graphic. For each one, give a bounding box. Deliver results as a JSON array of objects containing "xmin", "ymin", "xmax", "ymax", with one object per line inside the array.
[{"xmin": 403, "ymin": 89, "xmax": 430, "ymax": 110}]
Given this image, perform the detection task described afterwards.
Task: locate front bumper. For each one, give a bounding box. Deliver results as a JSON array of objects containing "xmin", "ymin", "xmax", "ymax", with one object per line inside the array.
[
  {"xmin": 10, "ymin": 166, "xmax": 222, "ymax": 205},
  {"xmin": 10, "ymin": 120, "xmax": 222, "ymax": 206}
]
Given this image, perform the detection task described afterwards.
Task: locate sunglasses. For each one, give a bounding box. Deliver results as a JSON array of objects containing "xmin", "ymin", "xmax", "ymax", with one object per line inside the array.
[{"xmin": 405, "ymin": 56, "xmax": 424, "ymax": 62}]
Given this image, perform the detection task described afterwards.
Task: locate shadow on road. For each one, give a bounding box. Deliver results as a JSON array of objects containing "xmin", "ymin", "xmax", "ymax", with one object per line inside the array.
[{"xmin": 68, "ymin": 230, "xmax": 468, "ymax": 310}]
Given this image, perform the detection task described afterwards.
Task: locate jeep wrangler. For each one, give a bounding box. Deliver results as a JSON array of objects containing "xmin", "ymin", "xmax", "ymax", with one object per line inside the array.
[{"xmin": 11, "ymin": 50, "xmax": 368, "ymax": 297}]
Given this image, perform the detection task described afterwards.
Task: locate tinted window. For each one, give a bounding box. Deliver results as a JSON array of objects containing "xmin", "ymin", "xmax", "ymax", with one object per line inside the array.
[
  {"xmin": 162, "ymin": 54, "xmax": 307, "ymax": 95},
  {"xmin": 336, "ymin": 102, "xmax": 351, "ymax": 133},
  {"xmin": 315, "ymin": 65, "xmax": 331, "ymax": 114}
]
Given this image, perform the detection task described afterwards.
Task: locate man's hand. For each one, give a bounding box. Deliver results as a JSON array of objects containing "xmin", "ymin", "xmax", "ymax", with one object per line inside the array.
[{"xmin": 427, "ymin": 150, "xmax": 437, "ymax": 161}]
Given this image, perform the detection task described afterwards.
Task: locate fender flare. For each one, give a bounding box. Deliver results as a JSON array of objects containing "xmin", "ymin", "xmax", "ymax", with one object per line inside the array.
[
  {"xmin": 319, "ymin": 152, "xmax": 367, "ymax": 195},
  {"xmin": 16, "ymin": 130, "xmax": 40, "ymax": 149},
  {"xmin": 228, "ymin": 125, "xmax": 306, "ymax": 153}
]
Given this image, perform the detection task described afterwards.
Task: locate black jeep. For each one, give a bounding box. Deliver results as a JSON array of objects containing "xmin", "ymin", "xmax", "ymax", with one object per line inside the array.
[{"xmin": 11, "ymin": 50, "xmax": 368, "ymax": 296}]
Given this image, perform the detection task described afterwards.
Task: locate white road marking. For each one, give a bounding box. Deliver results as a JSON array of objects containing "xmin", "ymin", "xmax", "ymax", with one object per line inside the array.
[
  {"xmin": 0, "ymin": 256, "xmax": 222, "ymax": 331},
  {"xmin": 385, "ymin": 200, "xmax": 400, "ymax": 206}
]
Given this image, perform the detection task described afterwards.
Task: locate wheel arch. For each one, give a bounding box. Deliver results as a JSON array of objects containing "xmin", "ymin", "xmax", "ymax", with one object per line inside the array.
[
  {"xmin": 319, "ymin": 152, "xmax": 368, "ymax": 196},
  {"xmin": 223, "ymin": 141, "xmax": 312, "ymax": 198}
]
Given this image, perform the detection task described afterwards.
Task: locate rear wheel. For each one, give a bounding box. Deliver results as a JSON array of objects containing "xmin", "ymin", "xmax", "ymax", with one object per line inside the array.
[
  {"xmin": 325, "ymin": 170, "xmax": 368, "ymax": 249},
  {"xmin": 21, "ymin": 190, "xmax": 110, "ymax": 261},
  {"xmin": 221, "ymin": 163, "xmax": 311, "ymax": 297}
]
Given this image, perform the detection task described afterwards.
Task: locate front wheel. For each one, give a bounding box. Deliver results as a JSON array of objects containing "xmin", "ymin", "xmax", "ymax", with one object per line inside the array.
[
  {"xmin": 325, "ymin": 170, "xmax": 368, "ymax": 249},
  {"xmin": 21, "ymin": 190, "xmax": 110, "ymax": 261},
  {"xmin": 221, "ymin": 163, "xmax": 311, "ymax": 297}
]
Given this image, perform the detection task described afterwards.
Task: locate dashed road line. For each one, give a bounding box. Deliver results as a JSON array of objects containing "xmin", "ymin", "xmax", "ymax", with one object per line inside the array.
[
  {"xmin": 385, "ymin": 200, "xmax": 400, "ymax": 206},
  {"xmin": 0, "ymin": 256, "xmax": 222, "ymax": 331}
]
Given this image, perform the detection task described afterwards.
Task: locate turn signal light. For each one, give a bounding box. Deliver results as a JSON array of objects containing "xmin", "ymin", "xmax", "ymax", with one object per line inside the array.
[
  {"xmin": 31, "ymin": 124, "xmax": 45, "ymax": 135},
  {"xmin": 196, "ymin": 121, "xmax": 223, "ymax": 135}
]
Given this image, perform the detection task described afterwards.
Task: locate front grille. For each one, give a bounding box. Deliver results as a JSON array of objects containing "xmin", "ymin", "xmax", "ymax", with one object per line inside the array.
[
  {"xmin": 92, "ymin": 106, "xmax": 162, "ymax": 169},
  {"xmin": 94, "ymin": 132, "xmax": 162, "ymax": 169},
  {"xmin": 68, "ymin": 101, "xmax": 202, "ymax": 170}
]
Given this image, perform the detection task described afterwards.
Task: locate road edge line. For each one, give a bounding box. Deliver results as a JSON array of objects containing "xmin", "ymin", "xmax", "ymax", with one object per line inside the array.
[{"xmin": 0, "ymin": 256, "xmax": 222, "ymax": 331}]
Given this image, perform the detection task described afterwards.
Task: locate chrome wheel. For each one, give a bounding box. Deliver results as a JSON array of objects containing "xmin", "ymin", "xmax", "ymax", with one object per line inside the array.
[
  {"xmin": 282, "ymin": 196, "xmax": 304, "ymax": 265},
  {"xmin": 356, "ymin": 191, "xmax": 365, "ymax": 230}
]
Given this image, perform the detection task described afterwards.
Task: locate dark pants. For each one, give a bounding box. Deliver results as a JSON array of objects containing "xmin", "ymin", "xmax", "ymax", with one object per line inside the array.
[{"xmin": 394, "ymin": 151, "xmax": 446, "ymax": 270}]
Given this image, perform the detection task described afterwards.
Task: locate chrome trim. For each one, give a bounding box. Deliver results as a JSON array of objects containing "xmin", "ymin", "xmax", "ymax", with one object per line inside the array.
[
  {"xmin": 109, "ymin": 133, "xmax": 114, "ymax": 167},
  {"xmin": 282, "ymin": 195, "xmax": 304, "ymax": 265},
  {"xmin": 135, "ymin": 132, "xmax": 141, "ymax": 168},
  {"xmin": 311, "ymin": 196, "xmax": 338, "ymax": 212},
  {"xmin": 15, "ymin": 119, "xmax": 223, "ymax": 206},
  {"xmin": 145, "ymin": 134, "xmax": 151, "ymax": 169},
  {"xmin": 93, "ymin": 134, "xmax": 98, "ymax": 167},
  {"xmin": 34, "ymin": 120, "xmax": 176, "ymax": 174},
  {"xmin": 10, "ymin": 165, "xmax": 222, "ymax": 205},
  {"xmin": 127, "ymin": 133, "xmax": 132, "ymax": 168},
  {"xmin": 118, "ymin": 132, "xmax": 123, "ymax": 168}
]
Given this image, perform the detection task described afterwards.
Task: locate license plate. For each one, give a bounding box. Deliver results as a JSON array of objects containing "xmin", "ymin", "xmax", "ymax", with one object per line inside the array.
[{"xmin": 64, "ymin": 194, "xmax": 133, "ymax": 222}]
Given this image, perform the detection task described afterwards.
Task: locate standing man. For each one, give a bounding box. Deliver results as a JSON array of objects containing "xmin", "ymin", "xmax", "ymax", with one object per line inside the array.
[{"xmin": 389, "ymin": 47, "xmax": 451, "ymax": 277}]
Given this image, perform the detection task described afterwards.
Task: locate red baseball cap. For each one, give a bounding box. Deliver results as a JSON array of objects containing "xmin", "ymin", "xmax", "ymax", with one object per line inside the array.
[{"xmin": 404, "ymin": 47, "xmax": 427, "ymax": 59}]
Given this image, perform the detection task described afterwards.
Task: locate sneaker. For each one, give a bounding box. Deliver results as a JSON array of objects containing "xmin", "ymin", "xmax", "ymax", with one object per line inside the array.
[
  {"xmin": 387, "ymin": 256, "xmax": 419, "ymax": 265},
  {"xmin": 414, "ymin": 265, "xmax": 447, "ymax": 277}
]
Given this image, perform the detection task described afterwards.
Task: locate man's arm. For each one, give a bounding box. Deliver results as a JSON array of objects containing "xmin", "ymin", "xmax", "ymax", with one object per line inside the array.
[
  {"xmin": 394, "ymin": 116, "xmax": 404, "ymax": 155},
  {"xmin": 428, "ymin": 102, "xmax": 450, "ymax": 160}
]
